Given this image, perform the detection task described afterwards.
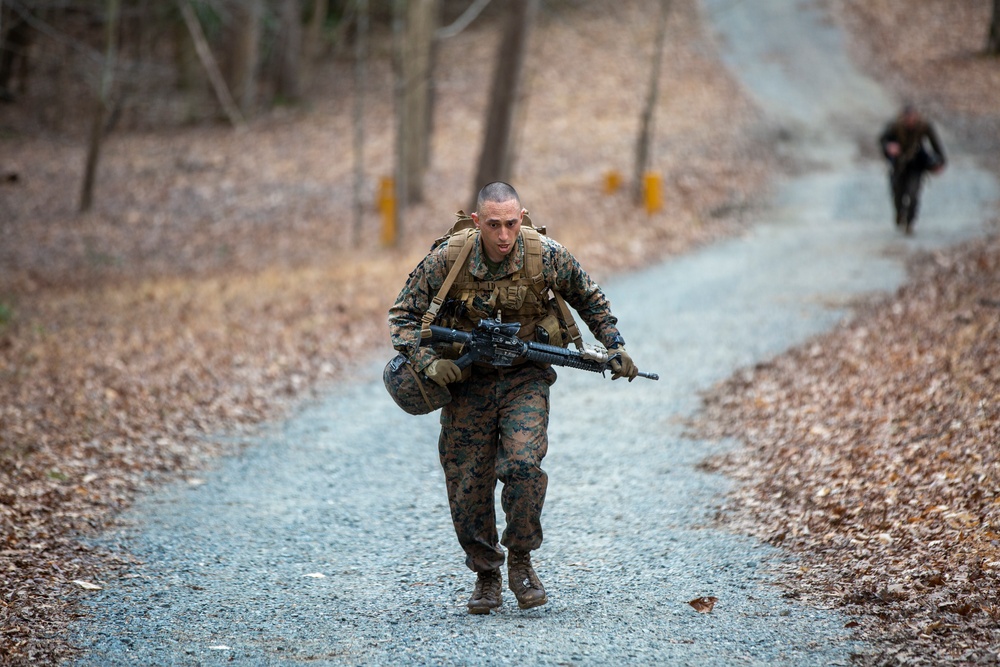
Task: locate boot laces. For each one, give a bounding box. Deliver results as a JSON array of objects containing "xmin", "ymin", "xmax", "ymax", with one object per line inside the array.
[
  {"xmin": 508, "ymin": 551, "xmax": 541, "ymax": 591},
  {"xmin": 475, "ymin": 569, "xmax": 501, "ymax": 599}
]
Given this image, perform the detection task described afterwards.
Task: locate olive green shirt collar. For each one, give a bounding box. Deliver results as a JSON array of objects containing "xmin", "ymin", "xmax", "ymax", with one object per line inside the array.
[{"xmin": 468, "ymin": 231, "xmax": 525, "ymax": 279}]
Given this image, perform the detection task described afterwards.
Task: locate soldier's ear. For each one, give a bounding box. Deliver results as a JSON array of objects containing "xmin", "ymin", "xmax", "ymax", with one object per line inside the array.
[{"xmin": 470, "ymin": 212, "xmax": 481, "ymax": 228}]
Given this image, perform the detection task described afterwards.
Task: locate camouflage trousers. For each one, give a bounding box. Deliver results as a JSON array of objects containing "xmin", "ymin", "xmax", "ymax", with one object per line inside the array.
[{"xmin": 438, "ymin": 363, "xmax": 557, "ymax": 573}]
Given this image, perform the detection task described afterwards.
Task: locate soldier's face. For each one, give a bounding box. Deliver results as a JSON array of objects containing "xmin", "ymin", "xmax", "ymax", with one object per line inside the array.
[{"xmin": 471, "ymin": 199, "xmax": 524, "ymax": 263}]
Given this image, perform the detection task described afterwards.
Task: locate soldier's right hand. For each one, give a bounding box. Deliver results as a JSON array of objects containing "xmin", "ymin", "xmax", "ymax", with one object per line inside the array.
[{"xmin": 425, "ymin": 359, "xmax": 462, "ymax": 387}]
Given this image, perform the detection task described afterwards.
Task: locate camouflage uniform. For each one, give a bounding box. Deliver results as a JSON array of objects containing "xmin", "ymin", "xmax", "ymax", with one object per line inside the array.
[{"xmin": 388, "ymin": 229, "xmax": 624, "ymax": 573}]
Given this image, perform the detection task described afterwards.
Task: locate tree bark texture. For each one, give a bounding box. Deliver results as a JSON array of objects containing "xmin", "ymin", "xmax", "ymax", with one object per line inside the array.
[
  {"xmin": 988, "ymin": 0, "xmax": 1000, "ymax": 55},
  {"xmin": 274, "ymin": 0, "xmax": 303, "ymax": 102},
  {"xmin": 226, "ymin": 0, "xmax": 262, "ymax": 114},
  {"xmin": 632, "ymin": 0, "xmax": 671, "ymax": 204},
  {"xmin": 80, "ymin": 0, "xmax": 121, "ymax": 213},
  {"xmin": 305, "ymin": 0, "xmax": 328, "ymax": 61},
  {"xmin": 399, "ymin": 0, "xmax": 438, "ymax": 204},
  {"xmin": 353, "ymin": 0, "xmax": 369, "ymax": 247},
  {"xmin": 392, "ymin": 0, "xmax": 406, "ymax": 240},
  {"xmin": 471, "ymin": 0, "xmax": 538, "ymax": 208},
  {"xmin": 179, "ymin": 0, "xmax": 244, "ymax": 127}
]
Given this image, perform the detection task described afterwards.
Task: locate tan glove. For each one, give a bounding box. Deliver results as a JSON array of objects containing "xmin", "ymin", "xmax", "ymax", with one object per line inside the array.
[
  {"xmin": 425, "ymin": 358, "xmax": 462, "ymax": 387},
  {"xmin": 609, "ymin": 347, "xmax": 638, "ymax": 382}
]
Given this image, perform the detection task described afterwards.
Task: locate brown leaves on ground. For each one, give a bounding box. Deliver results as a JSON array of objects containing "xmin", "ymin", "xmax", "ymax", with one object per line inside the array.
[
  {"xmin": 695, "ymin": 238, "xmax": 1000, "ymax": 665},
  {"xmin": 839, "ymin": 0, "xmax": 1000, "ymax": 122},
  {"xmin": 691, "ymin": 5, "xmax": 1000, "ymax": 666},
  {"xmin": 688, "ymin": 596, "xmax": 718, "ymax": 614}
]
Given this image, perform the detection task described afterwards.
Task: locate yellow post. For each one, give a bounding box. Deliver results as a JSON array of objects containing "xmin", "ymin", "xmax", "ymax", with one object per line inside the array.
[
  {"xmin": 643, "ymin": 172, "xmax": 663, "ymax": 214},
  {"xmin": 604, "ymin": 170, "xmax": 622, "ymax": 194},
  {"xmin": 378, "ymin": 176, "xmax": 396, "ymax": 246}
]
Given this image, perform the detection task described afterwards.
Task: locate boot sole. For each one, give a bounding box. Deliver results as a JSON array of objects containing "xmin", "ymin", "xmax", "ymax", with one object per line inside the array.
[
  {"xmin": 467, "ymin": 597, "xmax": 502, "ymax": 615},
  {"xmin": 467, "ymin": 603, "xmax": 500, "ymax": 615},
  {"xmin": 516, "ymin": 594, "xmax": 548, "ymax": 610}
]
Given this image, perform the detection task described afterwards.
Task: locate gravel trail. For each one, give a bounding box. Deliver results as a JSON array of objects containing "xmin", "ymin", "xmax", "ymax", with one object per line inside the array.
[{"xmin": 68, "ymin": 1, "xmax": 997, "ymax": 665}]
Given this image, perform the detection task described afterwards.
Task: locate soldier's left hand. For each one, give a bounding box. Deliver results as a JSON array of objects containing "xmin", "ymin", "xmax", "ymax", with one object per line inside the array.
[
  {"xmin": 426, "ymin": 358, "xmax": 462, "ymax": 386},
  {"xmin": 610, "ymin": 347, "xmax": 638, "ymax": 382}
]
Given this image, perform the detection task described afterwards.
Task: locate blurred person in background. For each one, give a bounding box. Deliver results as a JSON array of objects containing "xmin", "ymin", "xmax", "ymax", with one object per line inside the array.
[{"xmin": 879, "ymin": 104, "xmax": 947, "ymax": 235}]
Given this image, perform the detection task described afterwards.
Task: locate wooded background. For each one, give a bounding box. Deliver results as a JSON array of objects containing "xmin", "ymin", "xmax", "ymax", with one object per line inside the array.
[{"xmin": 0, "ymin": 0, "xmax": 679, "ymax": 224}]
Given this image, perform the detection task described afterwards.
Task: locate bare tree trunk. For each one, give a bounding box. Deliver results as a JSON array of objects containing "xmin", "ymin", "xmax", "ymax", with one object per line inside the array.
[
  {"xmin": 436, "ymin": 0, "xmax": 491, "ymax": 39},
  {"xmin": 353, "ymin": 0, "xmax": 368, "ymax": 247},
  {"xmin": 632, "ymin": 0, "xmax": 671, "ymax": 204},
  {"xmin": 80, "ymin": 0, "xmax": 121, "ymax": 213},
  {"xmin": 172, "ymin": 6, "xmax": 204, "ymax": 119},
  {"xmin": 398, "ymin": 0, "xmax": 438, "ymax": 204},
  {"xmin": 274, "ymin": 0, "xmax": 303, "ymax": 102},
  {"xmin": 471, "ymin": 0, "xmax": 538, "ymax": 208},
  {"xmin": 988, "ymin": 0, "xmax": 1000, "ymax": 55},
  {"xmin": 227, "ymin": 0, "xmax": 262, "ymax": 114},
  {"xmin": 391, "ymin": 0, "xmax": 405, "ymax": 243},
  {"xmin": 179, "ymin": 0, "xmax": 244, "ymax": 127},
  {"xmin": 1, "ymin": 5, "xmax": 35, "ymax": 100},
  {"xmin": 305, "ymin": 0, "xmax": 328, "ymax": 62}
]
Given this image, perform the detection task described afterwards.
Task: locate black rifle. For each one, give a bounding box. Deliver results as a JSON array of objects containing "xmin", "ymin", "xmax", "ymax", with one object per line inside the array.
[{"xmin": 425, "ymin": 318, "xmax": 658, "ymax": 380}]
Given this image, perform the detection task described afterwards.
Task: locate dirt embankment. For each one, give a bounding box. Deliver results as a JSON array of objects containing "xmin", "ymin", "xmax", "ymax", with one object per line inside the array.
[
  {"xmin": 0, "ymin": 2, "xmax": 771, "ymax": 663},
  {"xmin": 694, "ymin": 3, "xmax": 1000, "ymax": 665}
]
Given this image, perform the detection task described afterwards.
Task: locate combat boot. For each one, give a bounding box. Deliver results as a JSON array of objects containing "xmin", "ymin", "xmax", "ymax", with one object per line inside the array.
[
  {"xmin": 467, "ymin": 569, "xmax": 503, "ymax": 615},
  {"xmin": 507, "ymin": 550, "xmax": 547, "ymax": 609}
]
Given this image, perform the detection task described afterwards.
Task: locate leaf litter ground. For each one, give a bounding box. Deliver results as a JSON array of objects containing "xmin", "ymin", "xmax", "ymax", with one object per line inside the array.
[
  {"xmin": 0, "ymin": 2, "xmax": 768, "ymax": 663},
  {"xmin": 692, "ymin": 2, "xmax": 1000, "ymax": 665},
  {"xmin": 1, "ymin": 0, "xmax": 998, "ymax": 664}
]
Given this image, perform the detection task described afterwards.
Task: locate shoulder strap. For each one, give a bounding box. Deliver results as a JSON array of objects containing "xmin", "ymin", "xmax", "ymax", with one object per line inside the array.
[
  {"xmin": 421, "ymin": 221, "xmax": 583, "ymax": 351},
  {"xmin": 520, "ymin": 226, "xmax": 545, "ymax": 288},
  {"xmin": 553, "ymin": 292, "xmax": 584, "ymax": 350},
  {"xmin": 524, "ymin": 226, "xmax": 584, "ymax": 351},
  {"xmin": 420, "ymin": 229, "xmax": 476, "ymax": 340}
]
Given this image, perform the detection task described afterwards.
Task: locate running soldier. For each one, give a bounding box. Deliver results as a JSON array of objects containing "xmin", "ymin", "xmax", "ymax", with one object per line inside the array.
[
  {"xmin": 879, "ymin": 104, "xmax": 947, "ymax": 234},
  {"xmin": 387, "ymin": 182, "xmax": 639, "ymax": 614}
]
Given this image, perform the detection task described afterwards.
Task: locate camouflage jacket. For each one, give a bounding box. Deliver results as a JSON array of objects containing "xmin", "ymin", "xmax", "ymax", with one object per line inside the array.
[{"xmin": 388, "ymin": 230, "xmax": 624, "ymax": 373}]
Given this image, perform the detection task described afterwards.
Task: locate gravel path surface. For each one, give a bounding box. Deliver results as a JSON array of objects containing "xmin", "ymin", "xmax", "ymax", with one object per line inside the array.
[{"xmin": 68, "ymin": 1, "xmax": 997, "ymax": 665}]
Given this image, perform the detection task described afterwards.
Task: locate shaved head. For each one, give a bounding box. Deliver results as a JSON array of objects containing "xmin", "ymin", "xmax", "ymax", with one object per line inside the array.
[{"xmin": 476, "ymin": 182, "xmax": 520, "ymax": 214}]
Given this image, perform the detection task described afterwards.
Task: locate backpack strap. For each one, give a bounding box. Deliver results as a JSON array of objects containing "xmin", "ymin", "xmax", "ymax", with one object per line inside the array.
[
  {"xmin": 520, "ymin": 226, "xmax": 546, "ymax": 290},
  {"xmin": 421, "ymin": 228, "xmax": 476, "ymax": 340},
  {"xmin": 553, "ymin": 291, "xmax": 584, "ymax": 350},
  {"xmin": 522, "ymin": 226, "xmax": 584, "ymax": 351},
  {"xmin": 421, "ymin": 220, "xmax": 583, "ymax": 352}
]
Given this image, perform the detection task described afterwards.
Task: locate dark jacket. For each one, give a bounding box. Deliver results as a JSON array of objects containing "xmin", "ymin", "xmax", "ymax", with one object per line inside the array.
[{"xmin": 879, "ymin": 116, "xmax": 946, "ymax": 170}]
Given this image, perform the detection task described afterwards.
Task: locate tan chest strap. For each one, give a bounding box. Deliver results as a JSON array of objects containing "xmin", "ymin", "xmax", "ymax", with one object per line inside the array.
[
  {"xmin": 420, "ymin": 229, "xmax": 475, "ymax": 340},
  {"xmin": 420, "ymin": 226, "xmax": 583, "ymax": 351}
]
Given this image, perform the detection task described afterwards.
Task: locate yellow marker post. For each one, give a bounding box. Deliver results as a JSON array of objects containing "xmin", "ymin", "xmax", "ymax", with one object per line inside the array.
[
  {"xmin": 604, "ymin": 170, "xmax": 622, "ymax": 194},
  {"xmin": 644, "ymin": 172, "xmax": 663, "ymax": 214},
  {"xmin": 378, "ymin": 176, "xmax": 396, "ymax": 246}
]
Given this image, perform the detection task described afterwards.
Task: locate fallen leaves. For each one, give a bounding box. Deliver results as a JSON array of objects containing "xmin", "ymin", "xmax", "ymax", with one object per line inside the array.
[
  {"xmin": 694, "ymin": 236, "xmax": 1000, "ymax": 663},
  {"xmin": 0, "ymin": 2, "xmax": 773, "ymax": 663},
  {"xmin": 70, "ymin": 581, "xmax": 102, "ymax": 591},
  {"xmin": 688, "ymin": 10, "xmax": 1000, "ymax": 657},
  {"xmin": 688, "ymin": 596, "xmax": 718, "ymax": 614}
]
